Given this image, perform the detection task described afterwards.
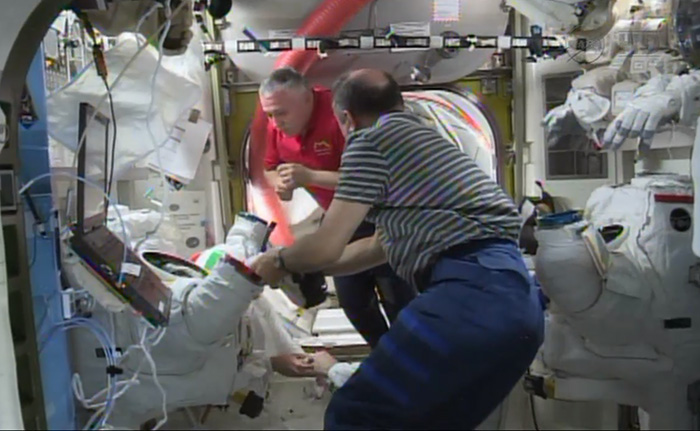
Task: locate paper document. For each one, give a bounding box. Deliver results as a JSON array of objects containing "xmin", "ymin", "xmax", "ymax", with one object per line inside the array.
[
  {"xmin": 167, "ymin": 190, "xmax": 207, "ymax": 254},
  {"xmin": 147, "ymin": 113, "xmax": 213, "ymax": 184}
]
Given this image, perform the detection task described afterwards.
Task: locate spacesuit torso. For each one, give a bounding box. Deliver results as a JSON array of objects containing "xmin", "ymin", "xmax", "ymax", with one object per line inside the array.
[
  {"xmin": 70, "ymin": 213, "xmax": 300, "ymax": 428},
  {"xmin": 535, "ymin": 176, "xmax": 700, "ymax": 384}
]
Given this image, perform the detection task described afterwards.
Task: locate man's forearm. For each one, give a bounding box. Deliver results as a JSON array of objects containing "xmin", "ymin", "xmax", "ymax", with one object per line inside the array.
[
  {"xmin": 282, "ymin": 233, "xmax": 385, "ymax": 276},
  {"xmin": 278, "ymin": 199, "xmax": 372, "ymax": 275},
  {"xmin": 321, "ymin": 235, "xmax": 386, "ymax": 276},
  {"xmin": 282, "ymin": 234, "xmax": 340, "ymax": 273},
  {"xmin": 308, "ymin": 170, "xmax": 340, "ymax": 189}
]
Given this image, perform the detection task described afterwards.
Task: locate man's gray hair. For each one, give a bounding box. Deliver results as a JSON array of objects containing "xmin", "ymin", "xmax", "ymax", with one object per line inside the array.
[{"xmin": 259, "ymin": 67, "xmax": 310, "ymax": 96}]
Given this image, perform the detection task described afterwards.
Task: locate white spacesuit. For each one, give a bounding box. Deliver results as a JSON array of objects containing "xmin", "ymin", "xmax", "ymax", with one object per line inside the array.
[
  {"xmin": 533, "ymin": 1, "xmax": 700, "ymax": 428},
  {"xmin": 68, "ymin": 212, "xmax": 317, "ymax": 429}
]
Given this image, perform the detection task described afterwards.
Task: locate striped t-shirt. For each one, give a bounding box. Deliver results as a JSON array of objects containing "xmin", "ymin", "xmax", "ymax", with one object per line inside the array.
[{"xmin": 334, "ymin": 112, "xmax": 521, "ymax": 289}]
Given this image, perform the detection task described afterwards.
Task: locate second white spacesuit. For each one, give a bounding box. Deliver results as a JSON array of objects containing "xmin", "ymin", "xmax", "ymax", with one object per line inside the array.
[{"xmin": 532, "ymin": 2, "xmax": 700, "ymax": 427}]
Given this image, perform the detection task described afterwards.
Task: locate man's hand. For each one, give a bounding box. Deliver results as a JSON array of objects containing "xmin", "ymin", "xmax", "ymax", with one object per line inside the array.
[
  {"xmin": 311, "ymin": 351, "xmax": 338, "ymax": 376},
  {"xmin": 278, "ymin": 163, "xmax": 313, "ymax": 188},
  {"xmin": 249, "ymin": 249, "xmax": 288, "ymax": 286},
  {"xmin": 270, "ymin": 353, "xmax": 316, "ymax": 377},
  {"xmin": 265, "ymin": 169, "xmax": 294, "ymax": 201},
  {"xmin": 275, "ymin": 182, "xmax": 294, "ymax": 201},
  {"xmin": 274, "ymin": 176, "xmax": 294, "ymax": 201}
]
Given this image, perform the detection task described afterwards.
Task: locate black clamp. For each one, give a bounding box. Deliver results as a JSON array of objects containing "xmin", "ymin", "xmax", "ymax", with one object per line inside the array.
[
  {"xmin": 526, "ymin": 25, "xmax": 544, "ymax": 62},
  {"xmin": 239, "ymin": 391, "xmax": 264, "ymax": 418},
  {"xmin": 106, "ymin": 365, "xmax": 124, "ymax": 377}
]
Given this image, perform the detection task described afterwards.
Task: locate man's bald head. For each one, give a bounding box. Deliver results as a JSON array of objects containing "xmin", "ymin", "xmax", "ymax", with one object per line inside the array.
[{"xmin": 331, "ymin": 69, "xmax": 404, "ymax": 128}]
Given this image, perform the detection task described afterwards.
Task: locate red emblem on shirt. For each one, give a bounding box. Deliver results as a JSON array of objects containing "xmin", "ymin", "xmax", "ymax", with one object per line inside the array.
[{"xmin": 314, "ymin": 140, "xmax": 332, "ymax": 156}]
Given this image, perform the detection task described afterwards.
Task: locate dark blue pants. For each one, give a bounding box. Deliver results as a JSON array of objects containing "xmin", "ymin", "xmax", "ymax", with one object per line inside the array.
[
  {"xmin": 325, "ymin": 240, "xmax": 544, "ymax": 430},
  {"xmin": 333, "ymin": 222, "xmax": 417, "ymax": 348}
]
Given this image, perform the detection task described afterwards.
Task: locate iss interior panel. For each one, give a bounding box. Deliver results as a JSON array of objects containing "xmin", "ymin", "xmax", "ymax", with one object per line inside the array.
[{"xmin": 224, "ymin": 0, "xmax": 509, "ymax": 87}]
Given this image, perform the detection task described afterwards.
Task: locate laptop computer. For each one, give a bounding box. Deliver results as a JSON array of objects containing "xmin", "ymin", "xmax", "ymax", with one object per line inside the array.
[{"xmin": 67, "ymin": 103, "xmax": 172, "ymax": 328}]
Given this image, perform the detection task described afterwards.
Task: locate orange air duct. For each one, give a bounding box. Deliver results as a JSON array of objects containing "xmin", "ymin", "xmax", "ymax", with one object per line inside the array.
[{"xmin": 248, "ymin": 0, "xmax": 374, "ymax": 246}]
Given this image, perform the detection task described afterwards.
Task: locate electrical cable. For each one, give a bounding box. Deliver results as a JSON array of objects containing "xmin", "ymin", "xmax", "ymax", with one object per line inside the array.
[
  {"xmin": 42, "ymin": 317, "xmax": 119, "ymax": 429},
  {"xmin": 29, "ymin": 223, "xmax": 39, "ymax": 268},
  {"xmin": 525, "ymin": 370, "xmax": 541, "ymax": 431},
  {"xmin": 103, "ymin": 79, "xmax": 117, "ymax": 210},
  {"xmin": 530, "ymin": 394, "xmax": 541, "ymax": 431},
  {"xmin": 66, "ymin": 318, "xmax": 168, "ymax": 429},
  {"xmin": 134, "ymin": 0, "xmax": 174, "ymax": 254},
  {"xmin": 143, "ymin": 327, "xmax": 168, "ymax": 430},
  {"xmin": 135, "ymin": 2, "xmax": 161, "ymax": 35},
  {"xmin": 74, "ymin": 326, "xmax": 149, "ymax": 411},
  {"xmin": 74, "ymin": 12, "xmax": 118, "ymax": 219},
  {"xmin": 84, "ymin": 321, "xmax": 169, "ymax": 430},
  {"xmin": 19, "ymin": 171, "xmax": 131, "ymax": 286}
]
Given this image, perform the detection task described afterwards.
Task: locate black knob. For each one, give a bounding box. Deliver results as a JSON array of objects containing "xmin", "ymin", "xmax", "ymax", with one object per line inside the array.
[{"xmin": 207, "ymin": 0, "xmax": 232, "ymax": 19}]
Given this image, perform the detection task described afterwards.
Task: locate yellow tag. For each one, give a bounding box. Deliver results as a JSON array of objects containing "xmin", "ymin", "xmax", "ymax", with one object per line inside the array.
[{"xmin": 544, "ymin": 377, "xmax": 556, "ymax": 399}]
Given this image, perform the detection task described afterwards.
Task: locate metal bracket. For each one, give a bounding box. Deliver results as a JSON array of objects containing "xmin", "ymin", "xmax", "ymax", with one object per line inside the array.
[
  {"xmin": 232, "ymin": 26, "xmax": 567, "ymax": 60},
  {"xmin": 689, "ymin": 263, "xmax": 700, "ymax": 288}
]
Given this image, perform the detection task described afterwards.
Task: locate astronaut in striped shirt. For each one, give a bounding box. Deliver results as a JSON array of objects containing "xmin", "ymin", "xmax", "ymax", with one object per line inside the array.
[{"xmin": 251, "ymin": 69, "xmax": 544, "ymax": 430}]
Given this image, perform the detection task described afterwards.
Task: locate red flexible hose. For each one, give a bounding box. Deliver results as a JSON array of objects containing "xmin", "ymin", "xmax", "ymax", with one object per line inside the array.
[{"xmin": 248, "ymin": 0, "xmax": 373, "ymax": 246}]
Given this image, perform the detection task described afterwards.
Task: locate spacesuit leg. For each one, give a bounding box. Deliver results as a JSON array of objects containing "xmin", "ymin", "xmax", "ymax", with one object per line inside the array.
[{"xmin": 324, "ymin": 240, "xmax": 544, "ymax": 430}]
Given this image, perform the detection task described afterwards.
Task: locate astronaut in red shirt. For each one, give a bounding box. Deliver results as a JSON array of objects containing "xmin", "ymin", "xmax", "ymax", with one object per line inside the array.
[{"xmin": 259, "ymin": 67, "xmax": 416, "ymax": 348}]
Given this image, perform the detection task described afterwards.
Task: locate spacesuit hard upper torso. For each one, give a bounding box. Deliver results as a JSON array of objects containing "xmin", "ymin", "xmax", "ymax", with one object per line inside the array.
[{"xmin": 535, "ymin": 176, "xmax": 700, "ymax": 383}]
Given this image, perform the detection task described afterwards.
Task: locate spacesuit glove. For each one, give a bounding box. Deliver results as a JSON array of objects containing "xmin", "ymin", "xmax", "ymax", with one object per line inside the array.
[
  {"xmin": 542, "ymin": 103, "xmax": 574, "ymax": 138},
  {"xmin": 327, "ymin": 362, "xmax": 361, "ymax": 389},
  {"xmin": 602, "ymin": 74, "xmax": 680, "ymax": 151}
]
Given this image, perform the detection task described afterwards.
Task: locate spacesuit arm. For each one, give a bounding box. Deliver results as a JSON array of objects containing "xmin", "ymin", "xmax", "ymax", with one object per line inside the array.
[
  {"xmin": 543, "ymin": 67, "xmax": 620, "ymax": 146},
  {"xmin": 666, "ymin": 71, "xmax": 700, "ymax": 126},
  {"xmin": 251, "ymin": 293, "xmax": 304, "ymax": 356},
  {"xmin": 181, "ymin": 258, "xmax": 264, "ymax": 346}
]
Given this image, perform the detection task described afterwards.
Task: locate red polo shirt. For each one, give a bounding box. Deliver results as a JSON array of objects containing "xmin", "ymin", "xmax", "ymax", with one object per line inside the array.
[{"xmin": 264, "ymin": 86, "xmax": 345, "ymax": 210}]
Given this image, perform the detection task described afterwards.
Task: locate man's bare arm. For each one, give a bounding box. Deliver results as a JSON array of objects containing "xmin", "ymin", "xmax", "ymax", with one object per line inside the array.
[
  {"xmin": 308, "ymin": 170, "xmax": 340, "ymax": 189},
  {"xmin": 321, "ymin": 233, "xmax": 387, "ymax": 277}
]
